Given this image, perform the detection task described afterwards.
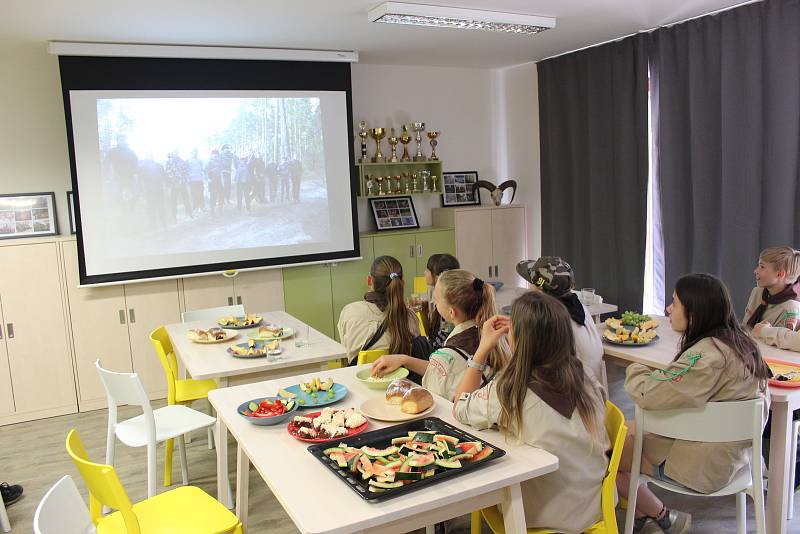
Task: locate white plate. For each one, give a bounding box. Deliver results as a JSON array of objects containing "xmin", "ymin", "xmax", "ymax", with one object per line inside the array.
[
  {"xmin": 358, "ymin": 397, "xmax": 435, "ymax": 422},
  {"xmin": 186, "ymin": 329, "xmax": 238, "ymax": 344}
]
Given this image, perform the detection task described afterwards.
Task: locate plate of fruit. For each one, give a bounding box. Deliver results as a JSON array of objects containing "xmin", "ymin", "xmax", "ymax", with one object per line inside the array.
[
  {"xmin": 247, "ymin": 323, "xmax": 295, "ymax": 341},
  {"xmin": 237, "ymin": 397, "xmax": 297, "ymax": 426},
  {"xmin": 277, "ymin": 377, "xmax": 347, "ymax": 408},
  {"xmin": 186, "ymin": 327, "xmax": 238, "ymax": 344},
  {"xmin": 218, "ymin": 315, "xmax": 263, "ymax": 329},
  {"xmin": 605, "ymin": 312, "xmax": 659, "ymax": 331},
  {"xmin": 287, "ymin": 407, "xmax": 368, "ymax": 443},
  {"xmin": 227, "ymin": 339, "xmax": 282, "ymax": 358},
  {"xmin": 603, "ymin": 327, "xmax": 658, "ymax": 346}
]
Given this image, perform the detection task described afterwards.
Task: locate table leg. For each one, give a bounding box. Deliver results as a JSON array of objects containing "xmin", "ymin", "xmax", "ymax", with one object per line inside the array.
[
  {"xmin": 216, "ymin": 377, "xmax": 234, "ymax": 509},
  {"xmin": 236, "ymin": 444, "xmax": 250, "ymax": 531},
  {"xmin": 499, "ymin": 483, "xmax": 526, "ymax": 534},
  {"xmin": 767, "ymin": 400, "xmax": 792, "ymax": 534}
]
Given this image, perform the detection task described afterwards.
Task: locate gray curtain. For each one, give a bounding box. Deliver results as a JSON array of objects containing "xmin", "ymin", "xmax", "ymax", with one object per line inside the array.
[
  {"xmin": 538, "ymin": 34, "xmax": 650, "ymax": 312},
  {"xmin": 652, "ymin": 0, "xmax": 800, "ymax": 313}
]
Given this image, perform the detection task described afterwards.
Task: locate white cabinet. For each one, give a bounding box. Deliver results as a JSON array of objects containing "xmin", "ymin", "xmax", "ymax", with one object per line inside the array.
[
  {"xmin": 432, "ymin": 205, "xmax": 528, "ymax": 288},
  {"xmin": 0, "ymin": 243, "xmax": 77, "ymax": 423},
  {"xmin": 182, "ymin": 269, "xmax": 285, "ymax": 315}
]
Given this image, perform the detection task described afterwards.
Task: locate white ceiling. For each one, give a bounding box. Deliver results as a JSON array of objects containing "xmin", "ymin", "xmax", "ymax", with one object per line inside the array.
[{"xmin": 4, "ymin": 0, "xmax": 751, "ymax": 68}]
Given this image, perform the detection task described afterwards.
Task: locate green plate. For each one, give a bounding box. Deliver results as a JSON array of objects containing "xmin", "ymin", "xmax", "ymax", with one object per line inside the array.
[
  {"xmin": 247, "ymin": 327, "xmax": 295, "ymax": 341},
  {"xmin": 355, "ymin": 367, "xmax": 410, "ymax": 390}
]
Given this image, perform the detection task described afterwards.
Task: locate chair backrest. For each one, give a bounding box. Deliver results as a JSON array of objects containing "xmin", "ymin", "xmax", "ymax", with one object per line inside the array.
[
  {"xmin": 65, "ymin": 430, "xmax": 140, "ymax": 534},
  {"xmin": 601, "ymin": 401, "xmax": 628, "ymax": 533},
  {"xmin": 94, "ymin": 360, "xmax": 151, "ymax": 409},
  {"xmin": 149, "ymin": 326, "xmax": 178, "ymax": 404},
  {"xmin": 33, "ymin": 475, "xmax": 95, "ymax": 534},
  {"xmin": 357, "ymin": 348, "xmax": 389, "ymax": 365},
  {"xmin": 181, "ymin": 304, "xmax": 245, "ymax": 323},
  {"xmin": 636, "ymin": 398, "xmax": 764, "ymax": 443},
  {"xmin": 413, "ymin": 276, "xmax": 428, "ymax": 295},
  {"xmin": 416, "ymin": 310, "xmax": 427, "ymax": 337}
]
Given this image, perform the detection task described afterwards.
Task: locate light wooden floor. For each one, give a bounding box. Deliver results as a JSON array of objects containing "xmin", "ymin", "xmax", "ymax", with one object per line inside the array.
[{"xmin": 2, "ymin": 365, "xmax": 800, "ymax": 533}]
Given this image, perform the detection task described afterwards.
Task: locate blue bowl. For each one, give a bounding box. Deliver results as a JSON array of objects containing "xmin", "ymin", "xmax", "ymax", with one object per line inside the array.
[
  {"xmin": 237, "ymin": 396, "xmax": 298, "ymax": 426},
  {"xmin": 489, "ymin": 281, "xmax": 504, "ymax": 291}
]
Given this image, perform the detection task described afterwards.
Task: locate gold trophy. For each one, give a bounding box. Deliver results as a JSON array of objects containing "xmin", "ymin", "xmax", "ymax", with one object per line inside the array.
[
  {"xmin": 376, "ymin": 175, "xmax": 385, "ymax": 196},
  {"xmin": 358, "ymin": 121, "xmax": 369, "ymax": 163},
  {"xmin": 394, "ymin": 175, "xmax": 402, "ymax": 193},
  {"xmin": 431, "ymin": 175, "xmax": 439, "ymax": 192},
  {"xmin": 370, "ymin": 128, "xmax": 386, "ymax": 163},
  {"xmin": 427, "ymin": 131, "xmax": 440, "ymax": 161},
  {"xmin": 412, "ymin": 122, "xmax": 426, "ymax": 161},
  {"xmin": 411, "ymin": 172, "xmax": 419, "ymax": 192},
  {"xmin": 399, "ymin": 125, "xmax": 412, "ymax": 162},
  {"xmin": 387, "ymin": 128, "xmax": 399, "ymax": 163}
]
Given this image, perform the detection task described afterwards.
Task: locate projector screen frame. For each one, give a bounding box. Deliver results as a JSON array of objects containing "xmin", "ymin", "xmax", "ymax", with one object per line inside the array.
[{"xmin": 58, "ymin": 55, "xmax": 360, "ymax": 286}]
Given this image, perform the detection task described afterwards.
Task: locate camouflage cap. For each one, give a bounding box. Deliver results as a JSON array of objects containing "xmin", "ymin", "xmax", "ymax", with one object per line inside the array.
[{"xmin": 515, "ymin": 256, "xmax": 575, "ymax": 297}]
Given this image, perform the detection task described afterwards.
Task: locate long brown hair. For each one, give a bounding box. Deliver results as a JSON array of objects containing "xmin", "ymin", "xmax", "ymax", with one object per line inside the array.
[
  {"xmin": 369, "ymin": 255, "xmax": 414, "ymax": 355},
  {"xmin": 437, "ymin": 269, "xmax": 509, "ymax": 370},
  {"xmin": 427, "ymin": 254, "xmax": 460, "ymax": 335},
  {"xmin": 674, "ymin": 273, "xmax": 770, "ymax": 389},
  {"xmin": 496, "ymin": 291, "xmax": 603, "ymax": 443}
]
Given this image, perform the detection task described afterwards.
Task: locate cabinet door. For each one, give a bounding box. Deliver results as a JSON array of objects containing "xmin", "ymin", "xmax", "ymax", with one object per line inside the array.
[
  {"xmin": 63, "ymin": 242, "xmax": 131, "ymax": 407},
  {"xmin": 233, "ymin": 269, "xmax": 284, "ymax": 313},
  {"xmin": 124, "ymin": 280, "xmax": 182, "ymax": 399},
  {"xmin": 331, "ymin": 238, "xmax": 374, "ymax": 340},
  {"xmin": 372, "ymin": 233, "xmax": 417, "ymax": 297},
  {"xmin": 283, "ymin": 264, "xmax": 335, "ymax": 338},
  {"xmin": 0, "ymin": 311, "xmax": 15, "ymax": 416},
  {"xmin": 454, "ymin": 210, "xmax": 493, "ymax": 279},
  {"xmin": 182, "ymin": 275, "xmax": 236, "ymax": 312},
  {"xmin": 414, "ymin": 230, "xmax": 456, "ymax": 276},
  {"xmin": 0, "ymin": 243, "xmax": 77, "ymax": 412},
  {"xmin": 491, "ymin": 207, "xmax": 527, "ymax": 287}
]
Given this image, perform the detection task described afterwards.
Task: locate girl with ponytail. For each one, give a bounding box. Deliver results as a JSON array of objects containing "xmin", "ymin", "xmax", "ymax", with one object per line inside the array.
[
  {"xmin": 337, "ymin": 255, "xmax": 419, "ymax": 363},
  {"xmin": 372, "ymin": 269, "xmax": 508, "ymax": 400}
]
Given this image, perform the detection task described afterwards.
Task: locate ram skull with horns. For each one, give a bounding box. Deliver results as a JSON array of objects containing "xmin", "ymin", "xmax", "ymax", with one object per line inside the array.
[{"xmin": 472, "ymin": 180, "xmax": 517, "ymax": 206}]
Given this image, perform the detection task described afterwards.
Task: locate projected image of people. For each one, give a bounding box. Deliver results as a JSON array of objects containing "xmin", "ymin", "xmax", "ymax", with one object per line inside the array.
[{"xmin": 97, "ymin": 97, "xmax": 328, "ymax": 255}]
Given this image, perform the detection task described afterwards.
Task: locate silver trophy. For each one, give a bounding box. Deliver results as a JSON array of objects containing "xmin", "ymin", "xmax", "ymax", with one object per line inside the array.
[
  {"xmin": 366, "ymin": 175, "xmax": 373, "ymax": 196},
  {"xmin": 411, "ymin": 172, "xmax": 419, "ymax": 192},
  {"xmin": 412, "ymin": 122, "xmax": 426, "ymax": 161},
  {"xmin": 403, "ymin": 172, "xmax": 411, "ymax": 193},
  {"xmin": 421, "ymin": 170, "xmax": 430, "ymax": 192}
]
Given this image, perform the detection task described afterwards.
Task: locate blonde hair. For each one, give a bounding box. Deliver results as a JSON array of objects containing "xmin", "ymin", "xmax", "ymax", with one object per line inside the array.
[
  {"xmin": 760, "ymin": 246, "xmax": 800, "ymax": 281},
  {"xmin": 370, "ymin": 256, "xmax": 414, "ymax": 355},
  {"xmin": 436, "ymin": 269, "xmax": 509, "ymax": 371},
  {"xmin": 496, "ymin": 291, "xmax": 603, "ymax": 444}
]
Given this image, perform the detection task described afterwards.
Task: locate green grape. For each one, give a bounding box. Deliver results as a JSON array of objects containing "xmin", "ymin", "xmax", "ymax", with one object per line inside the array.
[{"xmin": 621, "ymin": 310, "xmax": 650, "ymax": 326}]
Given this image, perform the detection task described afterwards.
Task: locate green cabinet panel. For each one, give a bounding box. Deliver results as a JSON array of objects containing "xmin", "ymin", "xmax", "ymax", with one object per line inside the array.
[
  {"xmin": 372, "ymin": 233, "xmax": 417, "ymax": 297},
  {"xmin": 331, "ymin": 237, "xmax": 375, "ymax": 341},
  {"xmin": 414, "ymin": 229, "xmax": 456, "ymax": 275},
  {"xmin": 282, "ymin": 263, "xmax": 335, "ymax": 338}
]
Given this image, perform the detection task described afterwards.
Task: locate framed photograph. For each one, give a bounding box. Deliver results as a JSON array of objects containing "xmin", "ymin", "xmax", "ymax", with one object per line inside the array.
[
  {"xmin": 0, "ymin": 192, "xmax": 58, "ymax": 240},
  {"xmin": 369, "ymin": 196, "xmax": 419, "ymax": 231},
  {"xmin": 441, "ymin": 171, "xmax": 481, "ymax": 206},
  {"xmin": 67, "ymin": 191, "xmax": 77, "ymax": 234}
]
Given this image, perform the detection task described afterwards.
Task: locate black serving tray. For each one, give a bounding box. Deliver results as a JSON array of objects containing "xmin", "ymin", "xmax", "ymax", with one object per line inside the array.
[{"xmin": 307, "ymin": 416, "xmax": 506, "ymax": 502}]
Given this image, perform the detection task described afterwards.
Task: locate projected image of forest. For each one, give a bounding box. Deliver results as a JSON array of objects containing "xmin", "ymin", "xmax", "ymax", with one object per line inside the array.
[{"xmin": 96, "ymin": 97, "xmax": 330, "ymax": 255}]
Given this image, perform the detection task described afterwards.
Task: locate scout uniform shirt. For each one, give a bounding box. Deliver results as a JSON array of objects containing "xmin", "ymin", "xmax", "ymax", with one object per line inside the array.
[
  {"xmin": 625, "ymin": 336, "xmax": 767, "ymax": 494},
  {"xmin": 337, "ymin": 300, "xmax": 420, "ymax": 363},
  {"xmin": 421, "ymin": 320, "xmax": 489, "ymax": 401},
  {"xmin": 454, "ymin": 374, "xmax": 609, "ymax": 533},
  {"xmin": 743, "ymin": 286, "xmax": 800, "ymax": 328},
  {"xmin": 757, "ymin": 324, "xmax": 800, "ymax": 352}
]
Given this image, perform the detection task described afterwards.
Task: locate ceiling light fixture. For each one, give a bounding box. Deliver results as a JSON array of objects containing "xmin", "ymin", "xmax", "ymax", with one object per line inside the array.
[{"xmin": 368, "ymin": 2, "xmax": 556, "ymax": 35}]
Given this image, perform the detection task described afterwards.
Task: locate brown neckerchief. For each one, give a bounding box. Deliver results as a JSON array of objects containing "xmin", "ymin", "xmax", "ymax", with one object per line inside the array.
[
  {"xmin": 528, "ymin": 381, "xmax": 576, "ymax": 419},
  {"xmin": 746, "ymin": 280, "xmax": 800, "ymax": 327},
  {"xmin": 364, "ymin": 291, "xmax": 387, "ymax": 313},
  {"xmin": 445, "ymin": 325, "xmax": 480, "ymax": 355}
]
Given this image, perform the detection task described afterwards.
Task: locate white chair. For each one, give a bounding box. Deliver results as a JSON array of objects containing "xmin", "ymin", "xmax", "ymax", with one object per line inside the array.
[
  {"xmin": 624, "ymin": 398, "xmax": 766, "ymax": 534},
  {"xmin": 0, "ymin": 494, "xmax": 9, "ymax": 533},
  {"xmin": 181, "ymin": 304, "xmax": 245, "ymax": 323},
  {"xmin": 95, "ymin": 359, "xmax": 216, "ymax": 498},
  {"xmin": 787, "ymin": 420, "xmax": 800, "ymax": 519},
  {"xmin": 33, "ymin": 475, "xmax": 95, "ymax": 534}
]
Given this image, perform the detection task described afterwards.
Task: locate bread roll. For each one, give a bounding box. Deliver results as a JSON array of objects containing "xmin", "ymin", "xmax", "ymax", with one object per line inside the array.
[
  {"xmin": 386, "ymin": 379, "xmax": 416, "ymax": 405},
  {"xmin": 401, "ymin": 387, "xmax": 434, "ymax": 414}
]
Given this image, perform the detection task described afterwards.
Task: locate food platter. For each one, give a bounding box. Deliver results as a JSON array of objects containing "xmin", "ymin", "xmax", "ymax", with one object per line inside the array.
[
  {"xmin": 217, "ymin": 315, "xmax": 263, "ymax": 329},
  {"xmin": 765, "ymin": 358, "xmax": 800, "ymax": 389},
  {"xmin": 287, "ymin": 409, "xmax": 369, "ymax": 443},
  {"xmin": 247, "ymin": 326, "xmax": 295, "ymax": 341},
  {"xmin": 186, "ymin": 328, "xmax": 238, "ymax": 344},
  {"xmin": 280, "ymin": 380, "xmax": 348, "ymax": 408},
  {"xmin": 227, "ymin": 340, "xmax": 282, "ymax": 359},
  {"xmin": 359, "ymin": 397, "xmax": 435, "ymax": 422}
]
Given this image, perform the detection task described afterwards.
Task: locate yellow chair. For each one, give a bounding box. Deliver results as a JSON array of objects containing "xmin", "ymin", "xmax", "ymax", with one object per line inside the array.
[
  {"xmin": 150, "ymin": 326, "xmax": 218, "ymax": 487},
  {"xmin": 357, "ymin": 348, "xmax": 389, "ymax": 365},
  {"xmin": 416, "ymin": 310, "xmax": 428, "ymax": 337},
  {"xmin": 413, "ymin": 276, "xmax": 428, "ymax": 295},
  {"xmin": 471, "ymin": 401, "xmax": 628, "ymax": 534},
  {"xmin": 66, "ymin": 429, "xmax": 243, "ymax": 534}
]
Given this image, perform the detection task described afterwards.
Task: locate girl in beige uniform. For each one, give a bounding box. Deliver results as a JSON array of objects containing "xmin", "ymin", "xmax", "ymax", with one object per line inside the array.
[
  {"xmin": 452, "ymin": 291, "xmax": 609, "ymax": 534},
  {"xmin": 337, "ymin": 255, "xmax": 419, "ymax": 363},
  {"xmin": 618, "ymin": 273, "xmax": 770, "ymax": 534},
  {"xmin": 744, "ymin": 246, "xmax": 800, "ymax": 330},
  {"xmin": 371, "ymin": 269, "xmax": 507, "ymax": 400},
  {"xmin": 422, "ymin": 253, "xmax": 460, "ymax": 350}
]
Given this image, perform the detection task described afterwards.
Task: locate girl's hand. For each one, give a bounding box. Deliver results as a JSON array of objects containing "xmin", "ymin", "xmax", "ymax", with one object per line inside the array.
[
  {"xmin": 371, "ymin": 354, "xmax": 405, "ymax": 377},
  {"xmin": 753, "ymin": 322, "xmax": 770, "ymax": 338},
  {"xmin": 479, "ymin": 315, "xmax": 511, "ymax": 350}
]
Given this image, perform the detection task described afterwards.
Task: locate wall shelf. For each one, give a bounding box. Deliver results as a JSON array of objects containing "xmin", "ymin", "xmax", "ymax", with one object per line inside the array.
[{"xmin": 356, "ymin": 160, "xmax": 444, "ymax": 197}]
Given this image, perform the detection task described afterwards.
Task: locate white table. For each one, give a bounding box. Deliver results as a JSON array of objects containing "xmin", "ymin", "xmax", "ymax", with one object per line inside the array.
[
  {"xmin": 495, "ymin": 286, "xmax": 618, "ymax": 323},
  {"xmin": 208, "ymin": 365, "xmax": 559, "ymax": 534},
  {"xmin": 165, "ymin": 310, "xmax": 347, "ymax": 508},
  {"xmin": 602, "ymin": 315, "xmax": 800, "ymax": 534}
]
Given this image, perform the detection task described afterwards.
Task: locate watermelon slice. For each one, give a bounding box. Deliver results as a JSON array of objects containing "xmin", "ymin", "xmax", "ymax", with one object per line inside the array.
[
  {"xmin": 362, "ymin": 446, "xmax": 400, "ymax": 458},
  {"xmin": 435, "ymin": 459, "xmax": 462, "ymax": 468},
  {"xmin": 408, "ymin": 453, "xmax": 436, "ymax": 468},
  {"xmin": 329, "ymin": 452, "xmax": 348, "ymax": 468},
  {"xmin": 470, "ymin": 447, "xmax": 494, "ymax": 462}
]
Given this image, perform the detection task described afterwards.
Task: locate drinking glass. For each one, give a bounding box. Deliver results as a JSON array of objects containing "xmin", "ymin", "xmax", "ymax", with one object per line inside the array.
[
  {"xmin": 294, "ymin": 324, "xmax": 310, "ymax": 347},
  {"xmin": 581, "ymin": 288, "xmax": 596, "ymax": 306}
]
